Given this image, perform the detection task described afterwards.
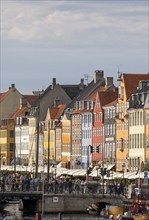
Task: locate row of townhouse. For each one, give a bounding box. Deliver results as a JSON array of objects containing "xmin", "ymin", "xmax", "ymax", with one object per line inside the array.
[{"xmin": 0, "ymin": 71, "xmax": 149, "ymax": 173}]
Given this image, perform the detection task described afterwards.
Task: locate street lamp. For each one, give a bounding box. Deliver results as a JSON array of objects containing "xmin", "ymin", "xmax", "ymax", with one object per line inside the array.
[
  {"xmin": 32, "ymin": 160, "xmax": 36, "ymax": 178},
  {"xmin": 47, "ymin": 121, "xmax": 50, "ymax": 181},
  {"xmin": 96, "ymin": 163, "xmax": 100, "ymax": 193},
  {"xmin": 122, "ymin": 162, "xmax": 126, "ymax": 180},
  {"xmin": 86, "ymin": 145, "xmax": 94, "ymax": 183},
  {"xmin": 52, "ymin": 159, "xmax": 57, "ymax": 194},
  {"xmin": 122, "ymin": 162, "xmax": 126, "ymax": 195},
  {"xmin": 19, "ymin": 126, "xmax": 22, "ymax": 162},
  {"xmin": 41, "ymin": 170, "xmax": 45, "ymax": 219}
]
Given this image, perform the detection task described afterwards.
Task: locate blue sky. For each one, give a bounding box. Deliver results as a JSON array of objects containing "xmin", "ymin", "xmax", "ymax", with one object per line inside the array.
[{"xmin": 1, "ymin": 0, "xmax": 149, "ymax": 94}]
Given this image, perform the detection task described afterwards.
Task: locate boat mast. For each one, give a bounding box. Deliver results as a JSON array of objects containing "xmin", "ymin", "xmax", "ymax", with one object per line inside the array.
[{"xmin": 35, "ymin": 92, "xmax": 40, "ymax": 177}]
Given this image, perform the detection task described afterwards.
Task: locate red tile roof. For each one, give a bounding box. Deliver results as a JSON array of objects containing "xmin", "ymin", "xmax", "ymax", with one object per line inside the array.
[
  {"xmin": 10, "ymin": 107, "xmax": 28, "ymax": 119},
  {"xmin": 0, "ymin": 91, "xmax": 9, "ymax": 102},
  {"xmin": 49, "ymin": 104, "xmax": 67, "ymax": 120},
  {"xmin": 23, "ymin": 95, "xmax": 38, "ymax": 105},
  {"xmin": 123, "ymin": 73, "xmax": 149, "ymax": 100},
  {"xmin": 87, "ymin": 86, "xmax": 107, "ymax": 101},
  {"xmin": 103, "ymin": 98, "xmax": 118, "ymax": 107},
  {"xmin": 97, "ymin": 88, "xmax": 118, "ymax": 108}
]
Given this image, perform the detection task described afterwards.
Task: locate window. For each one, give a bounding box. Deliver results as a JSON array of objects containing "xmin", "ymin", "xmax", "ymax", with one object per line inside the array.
[
  {"xmin": 0, "ymin": 130, "xmax": 7, "ymax": 137},
  {"xmin": 107, "ymin": 125, "xmax": 109, "ymax": 135},
  {"xmin": 10, "ymin": 143, "xmax": 14, "ymax": 152},
  {"xmin": 113, "ymin": 124, "xmax": 115, "ymax": 135},
  {"xmin": 110, "ymin": 124, "xmax": 112, "ymax": 135},
  {"xmin": 104, "ymin": 109, "xmax": 107, "ymax": 119},
  {"xmin": 109, "ymin": 109, "xmax": 112, "ymax": 118},
  {"xmin": 104, "ymin": 125, "xmax": 107, "ymax": 136},
  {"xmin": 112, "ymin": 108, "xmax": 115, "ymax": 118},
  {"xmin": 146, "ymin": 113, "xmax": 149, "ymax": 125},
  {"xmin": 107, "ymin": 109, "xmax": 110, "ymax": 118},
  {"xmin": 9, "ymin": 130, "xmax": 14, "ymax": 138},
  {"xmin": 147, "ymin": 136, "xmax": 149, "ymax": 148}
]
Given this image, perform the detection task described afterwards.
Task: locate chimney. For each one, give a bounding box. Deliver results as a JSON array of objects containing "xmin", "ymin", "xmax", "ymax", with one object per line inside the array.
[
  {"xmin": 52, "ymin": 78, "xmax": 56, "ymax": 89},
  {"xmin": 9, "ymin": 84, "xmax": 15, "ymax": 90},
  {"xmin": 79, "ymin": 78, "xmax": 84, "ymax": 90},
  {"xmin": 105, "ymin": 77, "xmax": 113, "ymax": 88},
  {"xmin": 94, "ymin": 70, "xmax": 104, "ymax": 83},
  {"xmin": 54, "ymin": 97, "xmax": 60, "ymax": 107}
]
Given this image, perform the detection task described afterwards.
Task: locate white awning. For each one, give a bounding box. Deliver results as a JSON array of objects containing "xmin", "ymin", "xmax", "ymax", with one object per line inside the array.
[
  {"xmin": 127, "ymin": 172, "xmax": 144, "ymax": 179},
  {"xmin": 107, "ymin": 164, "xmax": 115, "ymax": 170},
  {"xmin": 73, "ymin": 169, "xmax": 86, "ymax": 176}
]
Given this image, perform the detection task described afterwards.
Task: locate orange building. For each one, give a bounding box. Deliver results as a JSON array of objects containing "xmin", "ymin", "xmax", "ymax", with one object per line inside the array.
[{"xmin": 61, "ymin": 110, "xmax": 72, "ymax": 168}]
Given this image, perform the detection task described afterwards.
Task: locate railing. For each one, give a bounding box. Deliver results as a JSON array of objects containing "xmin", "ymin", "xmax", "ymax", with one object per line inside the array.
[{"xmin": 0, "ymin": 181, "xmax": 128, "ymax": 197}]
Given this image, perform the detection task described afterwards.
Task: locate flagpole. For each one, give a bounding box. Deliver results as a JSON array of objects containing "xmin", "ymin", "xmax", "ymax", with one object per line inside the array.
[{"xmin": 136, "ymin": 157, "xmax": 140, "ymax": 188}]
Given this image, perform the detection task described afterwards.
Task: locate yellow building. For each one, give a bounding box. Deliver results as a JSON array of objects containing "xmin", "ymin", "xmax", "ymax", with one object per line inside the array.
[
  {"xmin": 44, "ymin": 104, "xmax": 66, "ymax": 164},
  {"xmin": 145, "ymin": 97, "xmax": 149, "ymax": 166},
  {"xmin": 116, "ymin": 73, "xmax": 149, "ymax": 172},
  {"xmin": 0, "ymin": 119, "xmax": 15, "ymax": 166},
  {"xmin": 145, "ymin": 108, "xmax": 149, "ymax": 162}
]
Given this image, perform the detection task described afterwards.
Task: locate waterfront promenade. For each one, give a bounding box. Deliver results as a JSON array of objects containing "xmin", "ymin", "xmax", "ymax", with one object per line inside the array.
[
  {"xmin": 0, "ymin": 172, "xmax": 129, "ymax": 214},
  {"xmin": 0, "ymin": 171, "xmax": 148, "ymax": 214}
]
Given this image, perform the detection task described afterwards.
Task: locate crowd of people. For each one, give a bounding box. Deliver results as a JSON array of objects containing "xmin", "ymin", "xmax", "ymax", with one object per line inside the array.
[{"xmin": 0, "ymin": 171, "xmax": 126, "ymax": 195}]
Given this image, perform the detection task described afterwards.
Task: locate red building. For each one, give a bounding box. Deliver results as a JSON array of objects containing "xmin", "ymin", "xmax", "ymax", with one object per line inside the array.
[{"xmin": 92, "ymin": 89, "xmax": 118, "ymax": 163}]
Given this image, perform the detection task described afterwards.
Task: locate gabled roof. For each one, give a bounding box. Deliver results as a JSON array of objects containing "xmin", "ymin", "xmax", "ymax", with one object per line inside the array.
[
  {"xmin": 49, "ymin": 104, "xmax": 67, "ymax": 120},
  {"xmin": 31, "ymin": 84, "xmax": 72, "ymax": 121},
  {"xmin": 23, "ymin": 95, "xmax": 38, "ymax": 105},
  {"xmin": 40, "ymin": 78, "xmax": 85, "ymax": 101},
  {"xmin": 10, "ymin": 107, "xmax": 28, "ymax": 119},
  {"xmin": 123, "ymin": 73, "xmax": 149, "ymax": 100},
  {"xmin": 96, "ymin": 88, "xmax": 118, "ymax": 109}
]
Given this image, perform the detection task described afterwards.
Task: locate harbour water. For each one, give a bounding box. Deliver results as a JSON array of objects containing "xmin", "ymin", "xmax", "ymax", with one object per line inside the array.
[{"xmin": 1, "ymin": 203, "xmax": 100, "ymax": 220}]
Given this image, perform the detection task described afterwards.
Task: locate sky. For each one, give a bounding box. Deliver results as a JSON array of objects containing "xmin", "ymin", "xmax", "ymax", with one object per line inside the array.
[{"xmin": 1, "ymin": 0, "xmax": 149, "ymax": 94}]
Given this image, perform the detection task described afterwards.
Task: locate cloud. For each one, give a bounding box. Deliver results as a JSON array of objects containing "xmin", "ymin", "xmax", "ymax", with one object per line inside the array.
[
  {"xmin": 1, "ymin": 0, "xmax": 148, "ymax": 49},
  {"xmin": 1, "ymin": 0, "xmax": 148, "ymax": 93}
]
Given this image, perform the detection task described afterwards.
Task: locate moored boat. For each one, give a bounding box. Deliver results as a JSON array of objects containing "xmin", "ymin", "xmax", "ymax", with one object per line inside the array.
[
  {"xmin": 107, "ymin": 205, "xmax": 124, "ymax": 216},
  {"xmin": 121, "ymin": 213, "xmax": 149, "ymax": 220},
  {"xmin": 87, "ymin": 201, "xmax": 111, "ymax": 215}
]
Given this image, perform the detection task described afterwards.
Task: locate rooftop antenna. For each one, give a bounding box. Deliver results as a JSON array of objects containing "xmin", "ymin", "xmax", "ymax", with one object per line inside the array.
[{"xmin": 117, "ymin": 65, "xmax": 122, "ymax": 81}]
